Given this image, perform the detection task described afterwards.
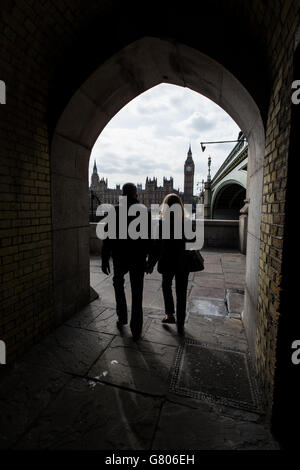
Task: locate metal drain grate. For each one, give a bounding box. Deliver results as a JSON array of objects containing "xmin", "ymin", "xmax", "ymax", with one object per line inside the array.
[{"xmin": 170, "ymin": 338, "xmax": 261, "ymax": 412}]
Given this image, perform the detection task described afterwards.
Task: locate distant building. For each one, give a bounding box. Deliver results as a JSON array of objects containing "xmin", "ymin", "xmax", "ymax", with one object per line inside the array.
[
  {"xmin": 89, "ymin": 145, "xmax": 195, "ymax": 220},
  {"xmin": 183, "ymin": 144, "xmax": 195, "ymax": 204}
]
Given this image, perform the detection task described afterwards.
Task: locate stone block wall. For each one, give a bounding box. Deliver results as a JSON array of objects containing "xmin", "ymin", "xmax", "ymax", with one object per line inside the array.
[
  {"xmin": 203, "ymin": 220, "xmax": 239, "ymax": 249},
  {"xmin": 90, "ymin": 223, "xmax": 103, "ymax": 255}
]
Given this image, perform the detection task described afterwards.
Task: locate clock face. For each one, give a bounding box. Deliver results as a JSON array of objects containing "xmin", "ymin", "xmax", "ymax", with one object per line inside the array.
[{"xmin": 186, "ymin": 165, "xmax": 191, "ymax": 172}]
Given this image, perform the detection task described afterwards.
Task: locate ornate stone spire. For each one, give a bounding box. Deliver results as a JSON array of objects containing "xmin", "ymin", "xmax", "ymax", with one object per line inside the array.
[
  {"xmin": 186, "ymin": 143, "xmax": 193, "ymax": 164},
  {"xmin": 91, "ymin": 159, "xmax": 99, "ymax": 188}
]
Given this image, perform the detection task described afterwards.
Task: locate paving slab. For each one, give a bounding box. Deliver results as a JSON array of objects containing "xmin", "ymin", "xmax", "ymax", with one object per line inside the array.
[
  {"xmin": 66, "ymin": 303, "xmax": 107, "ymax": 328},
  {"xmin": 0, "ymin": 250, "xmax": 279, "ymax": 451},
  {"xmin": 93, "ymin": 277, "xmax": 118, "ymax": 304},
  {"xmin": 224, "ymin": 272, "xmax": 246, "ymax": 283},
  {"xmin": 143, "ymin": 319, "xmax": 184, "ymax": 347},
  {"xmin": 192, "ymin": 276, "xmax": 225, "ymax": 289},
  {"xmin": 222, "ymin": 266, "xmax": 246, "ymax": 274},
  {"xmin": 225, "ymin": 281, "xmax": 245, "ymax": 291},
  {"xmin": 142, "ymin": 286, "xmax": 166, "ymax": 309},
  {"xmin": 215, "ymin": 332, "xmax": 248, "ymax": 352},
  {"xmin": 187, "ymin": 297, "xmax": 227, "ymax": 317},
  {"xmin": 22, "ymin": 325, "xmax": 113, "ymax": 376},
  {"xmin": 226, "ymin": 289, "xmax": 245, "ymax": 314},
  {"xmin": 90, "ymin": 286, "xmax": 99, "ymax": 302},
  {"xmin": 185, "ymin": 313, "xmax": 218, "ymax": 330},
  {"xmin": 194, "ymin": 272, "xmax": 224, "ymax": 280},
  {"xmin": 222, "ymin": 259, "xmax": 245, "ymax": 266},
  {"xmin": 15, "ymin": 377, "xmax": 162, "ymax": 450},
  {"xmin": 0, "ymin": 362, "xmax": 70, "ymax": 449},
  {"xmin": 144, "ymin": 278, "xmax": 162, "ymax": 288},
  {"xmin": 202, "ymin": 256, "xmax": 222, "ymax": 264},
  {"xmin": 152, "ymin": 401, "xmax": 278, "ymax": 450},
  {"xmin": 186, "ymin": 313, "xmax": 248, "ymax": 351},
  {"xmin": 144, "ymin": 269, "xmax": 162, "ymax": 281},
  {"xmin": 144, "ymin": 308, "xmax": 166, "ymax": 319},
  {"xmin": 88, "ymin": 335, "xmax": 177, "ymax": 395},
  {"xmin": 182, "ymin": 322, "xmax": 220, "ymax": 345},
  {"xmin": 90, "ymin": 271, "xmax": 108, "ymax": 285},
  {"xmin": 221, "ymin": 254, "xmax": 245, "ymax": 263},
  {"xmin": 90, "ymin": 255, "xmax": 101, "ymax": 265},
  {"xmin": 182, "ymin": 317, "xmax": 247, "ymax": 352},
  {"xmin": 202, "ymin": 263, "xmax": 223, "ymax": 274},
  {"xmin": 189, "ymin": 285, "xmax": 225, "ymax": 299},
  {"xmin": 87, "ymin": 307, "xmax": 153, "ymax": 339},
  {"xmin": 164, "ymin": 390, "xmax": 266, "ymax": 426},
  {"xmin": 83, "ymin": 307, "xmax": 119, "ymax": 332},
  {"xmin": 214, "ymin": 321, "xmax": 248, "ymax": 351}
]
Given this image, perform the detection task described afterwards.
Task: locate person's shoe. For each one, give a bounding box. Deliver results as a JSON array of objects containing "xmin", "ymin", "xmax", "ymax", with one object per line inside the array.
[
  {"xmin": 131, "ymin": 330, "xmax": 141, "ymax": 341},
  {"xmin": 161, "ymin": 314, "xmax": 176, "ymax": 324},
  {"xmin": 177, "ymin": 324, "xmax": 185, "ymax": 336},
  {"xmin": 132, "ymin": 333, "xmax": 141, "ymax": 342},
  {"xmin": 116, "ymin": 318, "xmax": 127, "ymax": 330}
]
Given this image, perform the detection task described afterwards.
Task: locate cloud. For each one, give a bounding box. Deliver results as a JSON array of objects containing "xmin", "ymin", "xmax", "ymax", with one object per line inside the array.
[
  {"xmin": 90, "ymin": 83, "xmax": 241, "ymax": 191},
  {"xmin": 189, "ymin": 113, "xmax": 215, "ymax": 131},
  {"xmin": 137, "ymin": 103, "xmax": 170, "ymax": 115}
]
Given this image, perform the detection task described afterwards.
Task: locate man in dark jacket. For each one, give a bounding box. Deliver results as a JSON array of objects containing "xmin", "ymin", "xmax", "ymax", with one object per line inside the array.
[{"xmin": 101, "ymin": 183, "xmax": 151, "ymax": 340}]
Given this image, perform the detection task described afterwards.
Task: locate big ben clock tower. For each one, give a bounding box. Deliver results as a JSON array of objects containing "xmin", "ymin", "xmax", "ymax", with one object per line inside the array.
[{"xmin": 184, "ymin": 144, "xmax": 195, "ymax": 204}]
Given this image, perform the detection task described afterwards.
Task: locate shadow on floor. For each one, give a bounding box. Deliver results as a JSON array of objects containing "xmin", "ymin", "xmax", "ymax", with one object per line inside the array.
[{"xmin": 0, "ymin": 250, "xmax": 278, "ymax": 450}]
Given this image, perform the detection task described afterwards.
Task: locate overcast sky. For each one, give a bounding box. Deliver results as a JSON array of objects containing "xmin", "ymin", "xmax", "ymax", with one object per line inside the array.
[{"xmin": 89, "ymin": 83, "xmax": 241, "ymax": 193}]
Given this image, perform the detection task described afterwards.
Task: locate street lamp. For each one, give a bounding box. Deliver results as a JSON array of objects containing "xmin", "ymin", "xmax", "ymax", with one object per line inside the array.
[
  {"xmin": 200, "ymin": 132, "xmax": 246, "ymax": 152},
  {"xmin": 200, "ymin": 138, "xmax": 246, "ymax": 151}
]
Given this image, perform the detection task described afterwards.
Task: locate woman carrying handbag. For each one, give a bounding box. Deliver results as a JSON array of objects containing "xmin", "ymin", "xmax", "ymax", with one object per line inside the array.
[{"xmin": 146, "ymin": 193, "xmax": 204, "ymax": 335}]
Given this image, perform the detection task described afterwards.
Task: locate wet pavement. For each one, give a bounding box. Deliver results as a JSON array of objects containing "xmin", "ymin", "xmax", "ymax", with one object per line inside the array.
[{"xmin": 0, "ymin": 249, "xmax": 279, "ymax": 450}]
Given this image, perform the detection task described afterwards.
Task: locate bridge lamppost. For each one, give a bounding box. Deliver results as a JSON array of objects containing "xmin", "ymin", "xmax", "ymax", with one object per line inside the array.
[
  {"xmin": 200, "ymin": 131, "xmax": 246, "ymax": 152},
  {"xmin": 203, "ymin": 156, "xmax": 212, "ymax": 219},
  {"xmin": 196, "ymin": 179, "xmax": 205, "ymax": 205}
]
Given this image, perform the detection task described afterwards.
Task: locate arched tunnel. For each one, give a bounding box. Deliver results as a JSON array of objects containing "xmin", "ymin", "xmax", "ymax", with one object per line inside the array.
[
  {"xmin": 212, "ymin": 183, "xmax": 246, "ymax": 220},
  {"xmin": 0, "ymin": 0, "xmax": 299, "ymax": 452}
]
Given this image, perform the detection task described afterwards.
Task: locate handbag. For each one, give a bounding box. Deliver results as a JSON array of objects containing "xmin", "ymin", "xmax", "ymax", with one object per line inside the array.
[{"xmin": 185, "ymin": 249, "xmax": 205, "ymax": 272}]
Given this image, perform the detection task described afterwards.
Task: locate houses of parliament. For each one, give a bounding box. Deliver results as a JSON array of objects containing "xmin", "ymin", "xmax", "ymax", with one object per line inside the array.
[{"xmin": 89, "ymin": 145, "xmax": 195, "ymax": 218}]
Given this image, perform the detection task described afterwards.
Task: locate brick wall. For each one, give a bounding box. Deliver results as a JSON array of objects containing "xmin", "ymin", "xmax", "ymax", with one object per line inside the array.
[
  {"xmin": 0, "ymin": 22, "xmax": 54, "ymax": 362},
  {"xmin": 255, "ymin": 1, "xmax": 299, "ymax": 412},
  {"xmin": 0, "ymin": 0, "xmax": 101, "ymax": 364}
]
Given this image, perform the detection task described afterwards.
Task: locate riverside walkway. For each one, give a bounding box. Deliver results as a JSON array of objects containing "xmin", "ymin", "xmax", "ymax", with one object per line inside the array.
[{"xmin": 0, "ymin": 249, "xmax": 278, "ymax": 450}]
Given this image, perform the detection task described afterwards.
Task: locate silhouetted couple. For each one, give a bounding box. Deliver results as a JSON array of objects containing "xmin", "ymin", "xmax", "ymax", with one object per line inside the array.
[{"xmin": 101, "ymin": 183, "xmax": 189, "ymax": 340}]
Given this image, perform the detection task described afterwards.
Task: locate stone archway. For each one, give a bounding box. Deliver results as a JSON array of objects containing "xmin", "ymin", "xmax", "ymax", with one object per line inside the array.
[
  {"xmin": 51, "ymin": 36, "xmax": 265, "ymax": 360},
  {"xmin": 211, "ymin": 180, "xmax": 247, "ymax": 220}
]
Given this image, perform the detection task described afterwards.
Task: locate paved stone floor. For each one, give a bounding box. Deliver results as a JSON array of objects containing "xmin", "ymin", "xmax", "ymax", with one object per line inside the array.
[{"xmin": 0, "ymin": 249, "xmax": 279, "ymax": 450}]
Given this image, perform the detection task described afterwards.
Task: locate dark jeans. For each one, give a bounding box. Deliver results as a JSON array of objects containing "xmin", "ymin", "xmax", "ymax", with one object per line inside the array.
[
  {"xmin": 162, "ymin": 270, "xmax": 189, "ymax": 326},
  {"xmin": 112, "ymin": 261, "xmax": 145, "ymax": 336}
]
